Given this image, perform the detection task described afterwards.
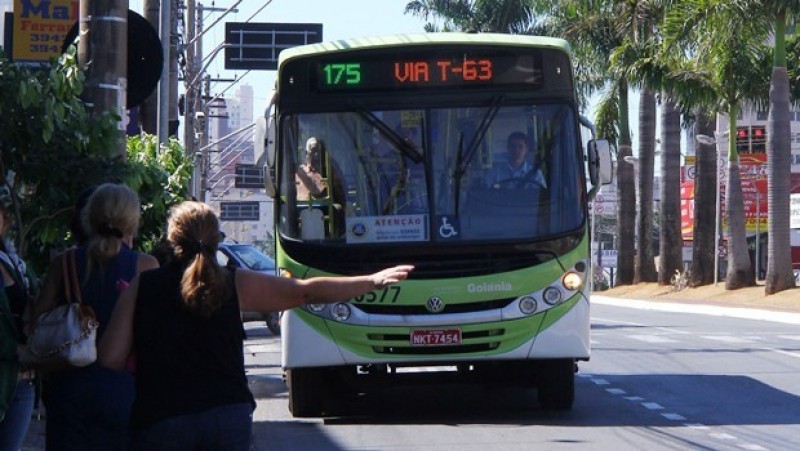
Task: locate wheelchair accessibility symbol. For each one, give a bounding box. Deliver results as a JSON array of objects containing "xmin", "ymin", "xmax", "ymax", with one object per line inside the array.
[{"xmin": 438, "ymin": 216, "xmax": 459, "ymax": 239}]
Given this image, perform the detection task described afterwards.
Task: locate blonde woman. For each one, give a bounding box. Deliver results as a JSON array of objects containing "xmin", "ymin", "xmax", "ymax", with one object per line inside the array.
[
  {"xmin": 34, "ymin": 183, "xmax": 159, "ymax": 450},
  {"xmin": 99, "ymin": 201, "xmax": 412, "ymax": 450}
]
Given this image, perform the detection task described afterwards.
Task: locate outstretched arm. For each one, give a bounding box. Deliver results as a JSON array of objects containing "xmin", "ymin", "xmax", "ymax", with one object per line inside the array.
[{"xmin": 237, "ymin": 265, "xmax": 413, "ymax": 313}]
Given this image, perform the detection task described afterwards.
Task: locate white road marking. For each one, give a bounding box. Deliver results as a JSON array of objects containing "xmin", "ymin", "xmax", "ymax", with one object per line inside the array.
[
  {"xmin": 628, "ymin": 334, "xmax": 679, "ymax": 344},
  {"xmin": 700, "ymin": 335, "xmax": 756, "ymax": 344},
  {"xmin": 662, "ymin": 413, "xmax": 687, "ymax": 421},
  {"xmin": 738, "ymin": 444, "xmax": 768, "ymax": 451},
  {"xmin": 593, "ymin": 296, "xmax": 800, "ymax": 325},
  {"xmin": 710, "ymin": 432, "xmax": 738, "ymax": 441},
  {"xmin": 245, "ymin": 344, "xmax": 281, "ymax": 354},
  {"xmin": 642, "ymin": 402, "xmax": 664, "ymax": 410}
]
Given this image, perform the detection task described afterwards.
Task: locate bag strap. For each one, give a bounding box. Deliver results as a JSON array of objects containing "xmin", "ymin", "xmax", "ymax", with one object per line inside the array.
[
  {"xmin": 61, "ymin": 250, "xmax": 73, "ymax": 304},
  {"xmin": 68, "ymin": 250, "xmax": 83, "ymax": 305}
]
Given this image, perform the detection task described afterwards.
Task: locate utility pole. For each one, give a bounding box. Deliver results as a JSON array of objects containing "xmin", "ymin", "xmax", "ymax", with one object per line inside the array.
[
  {"xmin": 169, "ymin": 0, "xmax": 180, "ymax": 138},
  {"xmin": 157, "ymin": 0, "xmax": 172, "ymax": 143},
  {"xmin": 199, "ymin": 74, "xmax": 210, "ymax": 202},
  {"xmin": 79, "ymin": 0, "xmax": 128, "ymax": 157},
  {"xmin": 140, "ymin": 0, "xmax": 160, "ymax": 134},
  {"xmin": 182, "ymin": 1, "xmax": 239, "ymax": 200},
  {"xmin": 183, "ymin": 0, "xmax": 198, "ymax": 197}
]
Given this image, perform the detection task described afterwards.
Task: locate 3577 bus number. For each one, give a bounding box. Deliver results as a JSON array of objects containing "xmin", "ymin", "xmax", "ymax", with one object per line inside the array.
[{"xmin": 352, "ymin": 286, "xmax": 401, "ymax": 304}]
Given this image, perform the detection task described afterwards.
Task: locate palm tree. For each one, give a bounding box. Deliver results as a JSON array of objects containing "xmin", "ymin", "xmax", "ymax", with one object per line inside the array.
[
  {"xmin": 572, "ymin": 0, "xmax": 664, "ymax": 283},
  {"xmin": 761, "ymin": 1, "xmax": 798, "ymax": 294},
  {"xmin": 690, "ymin": 110, "xmax": 718, "ymax": 286},
  {"xmin": 664, "ymin": 0, "xmax": 771, "ymax": 289},
  {"xmin": 405, "ymin": 0, "xmax": 536, "ymax": 33},
  {"xmin": 615, "ymin": 41, "xmax": 721, "ymax": 285},
  {"xmin": 541, "ymin": 0, "xmax": 640, "ymax": 285},
  {"xmin": 658, "ymin": 98, "xmax": 683, "ymax": 285}
]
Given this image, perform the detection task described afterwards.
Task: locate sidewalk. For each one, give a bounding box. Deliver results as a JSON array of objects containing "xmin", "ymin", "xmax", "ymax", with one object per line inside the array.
[{"xmin": 596, "ymin": 281, "xmax": 800, "ymax": 314}]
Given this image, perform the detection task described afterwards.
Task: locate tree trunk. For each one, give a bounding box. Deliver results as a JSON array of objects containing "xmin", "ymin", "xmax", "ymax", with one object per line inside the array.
[
  {"xmin": 724, "ymin": 107, "xmax": 755, "ymax": 289},
  {"xmin": 765, "ymin": 16, "xmax": 796, "ymax": 294},
  {"xmin": 690, "ymin": 111, "xmax": 716, "ymax": 286},
  {"xmin": 635, "ymin": 88, "xmax": 657, "ymax": 282},
  {"xmin": 616, "ymin": 84, "xmax": 636, "ymax": 285},
  {"xmin": 658, "ymin": 98, "xmax": 682, "ymax": 285}
]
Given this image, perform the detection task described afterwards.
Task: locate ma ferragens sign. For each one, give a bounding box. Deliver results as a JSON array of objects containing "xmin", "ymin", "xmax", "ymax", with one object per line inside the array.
[{"xmin": 11, "ymin": 0, "xmax": 76, "ymax": 63}]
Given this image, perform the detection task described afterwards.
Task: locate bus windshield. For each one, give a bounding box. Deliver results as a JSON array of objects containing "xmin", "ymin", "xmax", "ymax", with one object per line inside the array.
[{"xmin": 278, "ymin": 102, "xmax": 584, "ymax": 244}]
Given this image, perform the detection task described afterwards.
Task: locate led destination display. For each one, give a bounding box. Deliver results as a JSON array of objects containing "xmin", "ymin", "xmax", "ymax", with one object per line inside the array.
[{"xmin": 313, "ymin": 49, "xmax": 545, "ymax": 92}]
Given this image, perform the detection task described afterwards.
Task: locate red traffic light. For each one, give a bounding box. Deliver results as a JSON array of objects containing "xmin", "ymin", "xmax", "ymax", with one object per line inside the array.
[{"xmin": 737, "ymin": 127, "xmax": 749, "ymax": 139}]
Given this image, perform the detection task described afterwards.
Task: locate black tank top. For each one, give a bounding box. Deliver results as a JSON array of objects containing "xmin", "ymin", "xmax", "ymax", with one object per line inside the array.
[{"xmin": 131, "ymin": 263, "xmax": 254, "ymax": 428}]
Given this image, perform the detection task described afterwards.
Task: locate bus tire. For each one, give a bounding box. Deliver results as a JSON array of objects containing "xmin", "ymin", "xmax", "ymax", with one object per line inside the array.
[
  {"xmin": 266, "ymin": 312, "xmax": 281, "ymax": 336},
  {"xmin": 287, "ymin": 368, "xmax": 325, "ymax": 417},
  {"xmin": 537, "ymin": 359, "xmax": 575, "ymax": 410}
]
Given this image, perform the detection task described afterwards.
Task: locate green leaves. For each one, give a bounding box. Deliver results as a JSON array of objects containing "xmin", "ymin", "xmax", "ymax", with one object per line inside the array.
[
  {"xmin": 125, "ymin": 135, "xmax": 194, "ymax": 252},
  {"xmin": 0, "ymin": 52, "xmax": 191, "ymax": 273}
]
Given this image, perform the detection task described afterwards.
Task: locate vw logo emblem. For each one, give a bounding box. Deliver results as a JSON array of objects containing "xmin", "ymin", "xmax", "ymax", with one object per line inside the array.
[{"xmin": 426, "ymin": 296, "xmax": 445, "ymax": 313}]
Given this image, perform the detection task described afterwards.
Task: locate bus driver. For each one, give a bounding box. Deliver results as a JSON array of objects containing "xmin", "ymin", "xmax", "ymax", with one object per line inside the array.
[{"xmin": 485, "ymin": 131, "xmax": 547, "ymax": 190}]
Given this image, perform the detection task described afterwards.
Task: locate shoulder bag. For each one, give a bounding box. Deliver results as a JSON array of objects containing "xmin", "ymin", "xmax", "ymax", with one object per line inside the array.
[{"xmin": 20, "ymin": 250, "xmax": 98, "ymax": 371}]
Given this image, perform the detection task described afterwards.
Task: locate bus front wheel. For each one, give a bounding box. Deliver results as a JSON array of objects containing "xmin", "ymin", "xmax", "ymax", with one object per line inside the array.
[
  {"xmin": 287, "ymin": 368, "xmax": 325, "ymax": 417},
  {"xmin": 537, "ymin": 359, "xmax": 575, "ymax": 410}
]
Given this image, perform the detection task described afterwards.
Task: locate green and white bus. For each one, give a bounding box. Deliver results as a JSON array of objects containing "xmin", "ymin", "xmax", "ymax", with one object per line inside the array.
[{"xmin": 260, "ymin": 33, "xmax": 612, "ymax": 417}]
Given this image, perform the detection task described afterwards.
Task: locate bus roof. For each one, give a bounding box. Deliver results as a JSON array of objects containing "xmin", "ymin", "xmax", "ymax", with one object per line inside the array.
[{"xmin": 277, "ymin": 33, "xmax": 572, "ymax": 67}]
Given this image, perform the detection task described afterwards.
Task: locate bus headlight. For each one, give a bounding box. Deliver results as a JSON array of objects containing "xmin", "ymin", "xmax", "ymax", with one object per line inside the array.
[
  {"xmin": 542, "ymin": 287, "xmax": 563, "ymax": 305},
  {"xmin": 562, "ymin": 272, "xmax": 584, "ymax": 291},
  {"xmin": 306, "ymin": 303, "xmax": 327, "ymax": 313},
  {"xmin": 331, "ymin": 303, "xmax": 352, "ymax": 321},
  {"xmin": 518, "ymin": 296, "xmax": 538, "ymax": 315}
]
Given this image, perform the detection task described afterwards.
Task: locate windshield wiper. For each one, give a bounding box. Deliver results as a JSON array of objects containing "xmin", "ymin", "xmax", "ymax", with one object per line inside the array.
[
  {"xmin": 456, "ymin": 95, "xmax": 503, "ymax": 178},
  {"xmin": 454, "ymin": 133, "xmax": 465, "ymax": 216},
  {"xmin": 352, "ymin": 104, "xmax": 424, "ymax": 164}
]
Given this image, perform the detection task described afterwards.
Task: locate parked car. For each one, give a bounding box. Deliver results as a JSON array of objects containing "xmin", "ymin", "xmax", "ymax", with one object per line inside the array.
[{"xmin": 216, "ymin": 243, "xmax": 281, "ymax": 335}]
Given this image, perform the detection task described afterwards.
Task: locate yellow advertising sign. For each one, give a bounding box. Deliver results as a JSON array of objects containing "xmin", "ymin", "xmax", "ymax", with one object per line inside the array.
[{"xmin": 12, "ymin": 0, "xmax": 77, "ymax": 62}]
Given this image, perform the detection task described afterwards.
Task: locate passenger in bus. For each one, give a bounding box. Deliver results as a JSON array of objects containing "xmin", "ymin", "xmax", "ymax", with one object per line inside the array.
[
  {"xmin": 98, "ymin": 201, "xmax": 413, "ymax": 450},
  {"xmin": 295, "ymin": 137, "xmax": 346, "ymax": 235},
  {"xmin": 295, "ymin": 137, "xmax": 329, "ymax": 201},
  {"xmin": 485, "ymin": 131, "xmax": 547, "ymax": 190}
]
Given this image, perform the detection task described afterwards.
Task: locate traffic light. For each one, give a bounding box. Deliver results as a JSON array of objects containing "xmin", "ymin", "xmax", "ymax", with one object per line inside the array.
[
  {"xmin": 736, "ymin": 126, "xmax": 750, "ymax": 153},
  {"xmin": 750, "ymin": 126, "xmax": 766, "ymax": 152}
]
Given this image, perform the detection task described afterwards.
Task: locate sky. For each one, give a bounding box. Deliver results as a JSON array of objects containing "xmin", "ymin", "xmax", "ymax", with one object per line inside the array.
[{"xmin": 130, "ymin": 0, "xmax": 432, "ymax": 113}]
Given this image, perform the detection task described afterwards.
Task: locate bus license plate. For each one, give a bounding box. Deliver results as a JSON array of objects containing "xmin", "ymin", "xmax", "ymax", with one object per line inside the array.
[{"xmin": 410, "ymin": 329, "xmax": 462, "ymax": 346}]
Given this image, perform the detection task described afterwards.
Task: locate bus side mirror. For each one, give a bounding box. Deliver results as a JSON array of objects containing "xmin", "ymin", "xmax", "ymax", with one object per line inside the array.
[
  {"xmin": 255, "ymin": 91, "xmax": 278, "ymax": 197},
  {"xmin": 587, "ymin": 139, "xmax": 613, "ymax": 186},
  {"xmin": 253, "ymin": 116, "xmax": 277, "ymax": 197}
]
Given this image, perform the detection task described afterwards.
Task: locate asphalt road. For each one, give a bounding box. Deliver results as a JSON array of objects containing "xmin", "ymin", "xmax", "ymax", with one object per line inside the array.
[{"xmin": 23, "ymin": 295, "xmax": 800, "ymax": 450}]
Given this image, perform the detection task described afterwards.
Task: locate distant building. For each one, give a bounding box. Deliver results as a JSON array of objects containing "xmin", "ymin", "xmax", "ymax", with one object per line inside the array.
[{"xmin": 206, "ymin": 84, "xmax": 274, "ymax": 246}]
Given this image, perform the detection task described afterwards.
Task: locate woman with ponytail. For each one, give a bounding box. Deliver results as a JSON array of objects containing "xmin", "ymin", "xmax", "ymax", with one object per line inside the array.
[
  {"xmin": 99, "ymin": 201, "xmax": 412, "ymax": 450},
  {"xmin": 34, "ymin": 183, "xmax": 159, "ymax": 450}
]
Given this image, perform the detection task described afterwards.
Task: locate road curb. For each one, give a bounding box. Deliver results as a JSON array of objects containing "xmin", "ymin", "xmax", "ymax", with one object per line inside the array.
[{"xmin": 592, "ymin": 295, "xmax": 800, "ymax": 325}]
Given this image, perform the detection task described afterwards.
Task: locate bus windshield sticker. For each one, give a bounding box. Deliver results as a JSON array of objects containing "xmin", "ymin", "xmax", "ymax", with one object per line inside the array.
[
  {"xmin": 346, "ymin": 215, "xmax": 429, "ymax": 243},
  {"xmin": 437, "ymin": 216, "xmax": 460, "ymax": 240}
]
